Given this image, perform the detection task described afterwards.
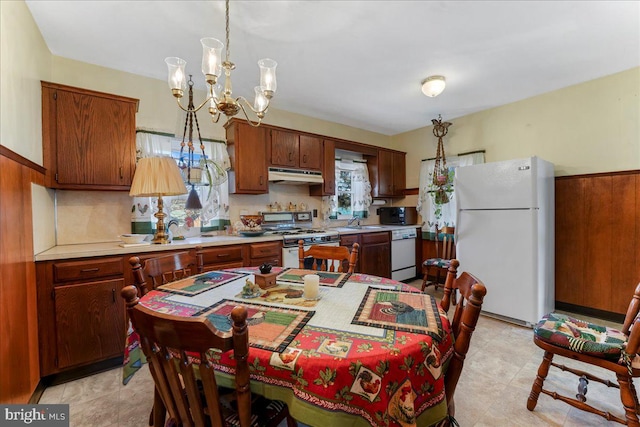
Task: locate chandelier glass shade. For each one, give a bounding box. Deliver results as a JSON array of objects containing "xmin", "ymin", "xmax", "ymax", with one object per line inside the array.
[
  {"xmin": 165, "ymin": 0, "xmax": 277, "ymax": 127},
  {"xmin": 421, "ymin": 75, "xmax": 446, "ymax": 98}
]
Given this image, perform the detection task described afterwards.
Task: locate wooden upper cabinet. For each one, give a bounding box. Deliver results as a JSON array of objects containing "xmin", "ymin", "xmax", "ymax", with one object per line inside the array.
[
  {"xmin": 225, "ymin": 119, "xmax": 268, "ymax": 194},
  {"xmin": 299, "ymin": 135, "xmax": 322, "ymax": 170},
  {"xmin": 371, "ymin": 149, "xmax": 406, "ymax": 198},
  {"xmin": 310, "ymin": 139, "xmax": 336, "ymax": 196},
  {"xmin": 41, "ymin": 81, "xmax": 138, "ymax": 190},
  {"xmin": 270, "ymin": 129, "xmax": 299, "ymax": 168},
  {"xmin": 269, "ymin": 129, "xmax": 322, "ymax": 171}
]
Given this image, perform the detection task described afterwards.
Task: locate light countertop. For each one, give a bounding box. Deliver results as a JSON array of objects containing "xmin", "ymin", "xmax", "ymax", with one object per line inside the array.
[{"xmin": 35, "ymin": 224, "xmax": 421, "ymax": 261}]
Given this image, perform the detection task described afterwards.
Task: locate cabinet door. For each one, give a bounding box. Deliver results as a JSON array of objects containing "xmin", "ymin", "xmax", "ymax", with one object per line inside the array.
[
  {"xmin": 228, "ymin": 121, "xmax": 268, "ymax": 193},
  {"xmin": 392, "ymin": 151, "xmax": 406, "ymax": 196},
  {"xmin": 376, "ymin": 150, "xmax": 394, "ymax": 197},
  {"xmin": 299, "ymin": 135, "xmax": 322, "ymax": 170},
  {"xmin": 54, "ymin": 278, "xmax": 125, "ymax": 369},
  {"xmin": 270, "ymin": 129, "xmax": 299, "ymax": 167},
  {"xmin": 309, "ymin": 139, "xmax": 336, "ymax": 196},
  {"xmin": 55, "ymin": 89, "xmax": 135, "ymax": 187},
  {"xmin": 360, "ymin": 232, "xmax": 391, "ymax": 278},
  {"xmin": 361, "ymin": 243, "xmax": 391, "ymax": 278}
]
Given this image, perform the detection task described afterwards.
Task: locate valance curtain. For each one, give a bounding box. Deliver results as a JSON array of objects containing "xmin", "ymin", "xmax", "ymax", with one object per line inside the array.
[
  {"xmin": 131, "ymin": 131, "xmax": 230, "ymax": 233},
  {"xmin": 416, "ymin": 152, "xmax": 485, "ymax": 231}
]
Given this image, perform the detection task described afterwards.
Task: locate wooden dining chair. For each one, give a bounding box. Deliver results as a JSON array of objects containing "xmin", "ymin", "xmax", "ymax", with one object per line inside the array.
[
  {"xmin": 130, "ymin": 246, "xmax": 203, "ymax": 296},
  {"xmin": 298, "ymin": 240, "xmax": 359, "ymax": 273},
  {"xmin": 421, "ymin": 226, "xmax": 456, "ymax": 291},
  {"xmin": 438, "ymin": 259, "xmax": 487, "ymax": 423},
  {"xmin": 121, "ymin": 284, "xmax": 297, "ymax": 427},
  {"xmin": 527, "ymin": 281, "xmax": 640, "ymax": 426}
]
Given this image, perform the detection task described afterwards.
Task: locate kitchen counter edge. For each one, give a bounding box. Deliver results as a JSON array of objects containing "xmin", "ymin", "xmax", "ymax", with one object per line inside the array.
[{"xmin": 35, "ymin": 225, "xmax": 421, "ymax": 261}]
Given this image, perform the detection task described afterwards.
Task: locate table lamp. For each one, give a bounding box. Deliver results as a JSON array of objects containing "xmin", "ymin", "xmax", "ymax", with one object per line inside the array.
[{"xmin": 129, "ymin": 157, "xmax": 187, "ymax": 244}]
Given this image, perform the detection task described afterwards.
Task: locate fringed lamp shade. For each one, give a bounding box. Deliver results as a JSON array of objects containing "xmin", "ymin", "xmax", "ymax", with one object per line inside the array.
[{"xmin": 130, "ymin": 157, "xmax": 187, "ymax": 244}]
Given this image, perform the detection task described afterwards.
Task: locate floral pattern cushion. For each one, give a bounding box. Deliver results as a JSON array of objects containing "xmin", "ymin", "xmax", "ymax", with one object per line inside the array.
[
  {"xmin": 533, "ymin": 313, "xmax": 626, "ymax": 359},
  {"xmin": 423, "ymin": 258, "xmax": 451, "ymax": 268}
]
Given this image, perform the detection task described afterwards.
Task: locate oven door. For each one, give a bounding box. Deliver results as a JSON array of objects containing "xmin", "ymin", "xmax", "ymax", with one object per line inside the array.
[{"xmin": 282, "ymin": 242, "xmax": 340, "ymax": 269}]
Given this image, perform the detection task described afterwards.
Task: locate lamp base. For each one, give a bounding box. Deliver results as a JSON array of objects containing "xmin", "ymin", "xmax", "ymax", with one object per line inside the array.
[{"xmin": 151, "ymin": 234, "xmax": 172, "ymax": 245}]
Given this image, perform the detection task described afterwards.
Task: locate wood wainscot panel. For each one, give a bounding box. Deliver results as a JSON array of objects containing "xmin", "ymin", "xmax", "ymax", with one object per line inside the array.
[
  {"xmin": 555, "ymin": 170, "xmax": 640, "ymax": 316},
  {"xmin": 0, "ymin": 149, "xmax": 41, "ymax": 403}
]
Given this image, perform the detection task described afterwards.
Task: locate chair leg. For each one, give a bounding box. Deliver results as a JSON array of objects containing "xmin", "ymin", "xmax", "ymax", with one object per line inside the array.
[
  {"xmin": 152, "ymin": 387, "xmax": 166, "ymax": 427},
  {"xmin": 421, "ymin": 266, "xmax": 430, "ymax": 291},
  {"xmin": 527, "ymin": 351, "xmax": 554, "ymax": 411},
  {"xmin": 617, "ymin": 374, "xmax": 640, "ymax": 427},
  {"xmin": 286, "ymin": 414, "xmax": 298, "ymax": 427}
]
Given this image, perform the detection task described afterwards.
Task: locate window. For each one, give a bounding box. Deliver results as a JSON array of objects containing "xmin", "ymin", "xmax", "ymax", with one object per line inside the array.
[
  {"xmin": 328, "ymin": 159, "xmax": 372, "ymax": 220},
  {"xmin": 132, "ymin": 131, "xmax": 230, "ymax": 234}
]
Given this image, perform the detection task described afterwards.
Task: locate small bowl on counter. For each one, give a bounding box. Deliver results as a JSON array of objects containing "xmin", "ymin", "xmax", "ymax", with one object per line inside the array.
[
  {"xmin": 239, "ymin": 215, "xmax": 263, "ymax": 229},
  {"xmin": 119, "ymin": 234, "xmax": 148, "ymax": 244}
]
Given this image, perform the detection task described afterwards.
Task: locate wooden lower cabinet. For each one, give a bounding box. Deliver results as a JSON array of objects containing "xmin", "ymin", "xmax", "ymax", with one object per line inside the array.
[
  {"xmin": 198, "ymin": 245, "xmax": 245, "ymax": 272},
  {"xmin": 360, "ymin": 232, "xmax": 391, "ymax": 278},
  {"xmin": 246, "ymin": 241, "xmax": 282, "ymax": 267},
  {"xmin": 54, "ymin": 279, "xmax": 125, "ymax": 369},
  {"xmin": 37, "ymin": 256, "xmax": 126, "ymax": 376}
]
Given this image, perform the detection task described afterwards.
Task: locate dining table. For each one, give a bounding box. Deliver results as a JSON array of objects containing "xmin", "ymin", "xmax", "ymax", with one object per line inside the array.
[{"xmin": 124, "ymin": 266, "xmax": 455, "ymax": 427}]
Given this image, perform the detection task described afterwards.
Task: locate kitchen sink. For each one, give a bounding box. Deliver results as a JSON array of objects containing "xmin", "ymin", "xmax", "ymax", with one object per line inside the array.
[{"xmin": 344, "ymin": 225, "xmax": 385, "ymax": 230}]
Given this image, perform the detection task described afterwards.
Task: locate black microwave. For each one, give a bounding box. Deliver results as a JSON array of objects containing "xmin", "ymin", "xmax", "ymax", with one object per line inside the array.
[{"xmin": 377, "ymin": 207, "xmax": 418, "ymax": 225}]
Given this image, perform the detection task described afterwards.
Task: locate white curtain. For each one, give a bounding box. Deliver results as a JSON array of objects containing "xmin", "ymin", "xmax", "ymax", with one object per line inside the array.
[
  {"xmin": 416, "ymin": 152, "xmax": 485, "ymax": 232},
  {"xmin": 325, "ymin": 160, "xmax": 372, "ymax": 220},
  {"xmin": 132, "ymin": 131, "xmax": 230, "ymax": 234}
]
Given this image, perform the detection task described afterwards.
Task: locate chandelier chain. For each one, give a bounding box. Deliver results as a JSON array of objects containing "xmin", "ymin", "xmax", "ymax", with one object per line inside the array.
[{"xmin": 225, "ymin": 0, "xmax": 231, "ymax": 63}]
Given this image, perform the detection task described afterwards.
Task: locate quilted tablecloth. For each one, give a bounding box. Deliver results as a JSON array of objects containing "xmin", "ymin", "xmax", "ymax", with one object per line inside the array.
[{"xmin": 125, "ymin": 268, "xmax": 454, "ymax": 427}]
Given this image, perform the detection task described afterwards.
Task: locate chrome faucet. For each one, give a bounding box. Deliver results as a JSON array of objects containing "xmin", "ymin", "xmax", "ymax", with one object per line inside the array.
[{"xmin": 347, "ymin": 217, "xmax": 361, "ymax": 227}]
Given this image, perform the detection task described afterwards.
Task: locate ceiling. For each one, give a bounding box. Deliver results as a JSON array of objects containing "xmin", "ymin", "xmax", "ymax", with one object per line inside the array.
[{"xmin": 25, "ymin": 1, "xmax": 640, "ymax": 136}]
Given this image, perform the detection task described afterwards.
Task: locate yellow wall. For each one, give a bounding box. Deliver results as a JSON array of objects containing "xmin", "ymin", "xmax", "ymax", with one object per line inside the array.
[{"xmin": 393, "ymin": 67, "xmax": 640, "ymax": 188}]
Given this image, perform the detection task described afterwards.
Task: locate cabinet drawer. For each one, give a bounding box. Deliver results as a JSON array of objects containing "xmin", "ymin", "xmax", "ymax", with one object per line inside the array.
[
  {"xmin": 361, "ymin": 232, "xmax": 390, "ymax": 245},
  {"xmin": 199, "ymin": 245, "xmax": 244, "ymax": 265},
  {"xmin": 249, "ymin": 242, "xmax": 281, "ymax": 258},
  {"xmin": 202, "ymin": 260, "xmax": 245, "ymax": 272},
  {"xmin": 340, "ymin": 235, "xmax": 360, "ymax": 247},
  {"xmin": 53, "ymin": 257, "xmax": 123, "ymax": 283},
  {"xmin": 248, "ymin": 256, "xmax": 282, "ymax": 268}
]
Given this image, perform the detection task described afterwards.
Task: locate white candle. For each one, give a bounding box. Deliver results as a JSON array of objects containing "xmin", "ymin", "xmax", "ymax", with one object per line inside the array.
[{"xmin": 303, "ymin": 274, "xmax": 320, "ymax": 300}]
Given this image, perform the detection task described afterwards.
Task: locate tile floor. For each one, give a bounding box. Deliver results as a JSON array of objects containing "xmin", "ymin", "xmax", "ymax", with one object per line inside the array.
[{"xmin": 39, "ymin": 280, "xmax": 630, "ymax": 426}]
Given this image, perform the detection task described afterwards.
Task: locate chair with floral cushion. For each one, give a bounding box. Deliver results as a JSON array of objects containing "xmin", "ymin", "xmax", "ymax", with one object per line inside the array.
[
  {"xmin": 121, "ymin": 284, "xmax": 298, "ymax": 427},
  {"xmin": 421, "ymin": 226, "xmax": 455, "ymax": 291},
  {"xmin": 527, "ymin": 281, "xmax": 640, "ymax": 426}
]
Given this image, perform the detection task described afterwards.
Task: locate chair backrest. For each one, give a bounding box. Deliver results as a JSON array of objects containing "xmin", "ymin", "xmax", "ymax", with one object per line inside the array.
[
  {"xmin": 298, "ymin": 241, "xmax": 359, "ymax": 273},
  {"xmin": 439, "ymin": 259, "xmax": 487, "ymax": 409},
  {"xmin": 130, "ymin": 246, "xmax": 203, "ymax": 296},
  {"xmin": 435, "ymin": 225, "xmax": 456, "ymax": 260},
  {"xmin": 121, "ymin": 285, "xmax": 252, "ymax": 427}
]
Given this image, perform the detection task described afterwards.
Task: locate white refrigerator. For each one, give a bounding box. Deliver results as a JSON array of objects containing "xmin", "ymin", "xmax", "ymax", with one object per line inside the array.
[{"xmin": 454, "ymin": 156, "xmax": 554, "ymax": 326}]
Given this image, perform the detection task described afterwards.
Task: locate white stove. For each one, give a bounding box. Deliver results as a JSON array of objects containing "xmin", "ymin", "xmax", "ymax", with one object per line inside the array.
[{"xmin": 260, "ymin": 211, "xmax": 340, "ymax": 267}]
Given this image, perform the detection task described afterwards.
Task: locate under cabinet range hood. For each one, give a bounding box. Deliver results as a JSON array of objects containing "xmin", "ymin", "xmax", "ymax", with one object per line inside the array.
[{"xmin": 267, "ymin": 167, "xmax": 324, "ymax": 184}]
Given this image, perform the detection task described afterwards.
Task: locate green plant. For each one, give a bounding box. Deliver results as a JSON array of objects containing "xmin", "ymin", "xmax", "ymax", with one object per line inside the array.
[{"xmin": 427, "ymin": 167, "xmax": 454, "ymax": 224}]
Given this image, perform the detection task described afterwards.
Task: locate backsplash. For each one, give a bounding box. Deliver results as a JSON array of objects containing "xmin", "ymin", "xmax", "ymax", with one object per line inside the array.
[{"xmin": 54, "ymin": 184, "xmax": 383, "ymax": 245}]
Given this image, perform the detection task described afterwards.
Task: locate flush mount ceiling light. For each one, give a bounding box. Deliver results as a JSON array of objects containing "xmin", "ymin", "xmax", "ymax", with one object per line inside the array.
[
  {"xmin": 421, "ymin": 75, "xmax": 446, "ymax": 98},
  {"xmin": 165, "ymin": 0, "xmax": 277, "ymax": 127}
]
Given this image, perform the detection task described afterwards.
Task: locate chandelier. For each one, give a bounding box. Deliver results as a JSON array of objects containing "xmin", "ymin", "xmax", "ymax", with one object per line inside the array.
[{"xmin": 165, "ymin": 0, "xmax": 277, "ymax": 127}]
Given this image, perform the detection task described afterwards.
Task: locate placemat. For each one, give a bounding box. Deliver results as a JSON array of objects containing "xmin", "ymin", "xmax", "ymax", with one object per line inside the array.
[
  {"xmin": 277, "ymin": 268, "xmax": 350, "ymax": 288},
  {"xmin": 157, "ymin": 271, "xmax": 246, "ymax": 296},
  {"xmin": 351, "ymin": 287, "xmax": 444, "ymax": 340},
  {"xmin": 196, "ymin": 300, "xmax": 314, "ymax": 352},
  {"xmin": 234, "ymin": 284, "xmax": 322, "ymax": 308}
]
